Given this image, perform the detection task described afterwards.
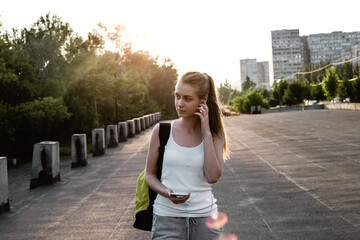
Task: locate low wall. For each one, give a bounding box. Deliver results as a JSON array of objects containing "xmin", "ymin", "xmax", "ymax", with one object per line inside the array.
[
  {"xmin": 324, "ymin": 103, "xmax": 360, "ymax": 111},
  {"xmin": 262, "ymin": 104, "xmax": 325, "ymax": 114}
]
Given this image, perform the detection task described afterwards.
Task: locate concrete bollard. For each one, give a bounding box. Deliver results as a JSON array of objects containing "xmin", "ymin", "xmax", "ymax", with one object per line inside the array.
[
  {"xmin": 118, "ymin": 122, "xmax": 128, "ymax": 142},
  {"xmin": 148, "ymin": 115, "xmax": 153, "ymax": 126},
  {"xmin": 107, "ymin": 125, "xmax": 118, "ymax": 148},
  {"xmin": 0, "ymin": 157, "xmax": 10, "ymax": 212},
  {"xmin": 71, "ymin": 134, "xmax": 87, "ymax": 168},
  {"xmin": 126, "ymin": 120, "xmax": 135, "ymax": 138},
  {"xmin": 140, "ymin": 117, "xmax": 146, "ymax": 131},
  {"xmin": 92, "ymin": 128, "xmax": 105, "ymax": 156},
  {"xmin": 30, "ymin": 141, "xmax": 60, "ymax": 189},
  {"xmin": 156, "ymin": 112, "xmax": 161, "ymax": 122},
  {"xmin": 134, "ymin": 118, "xmax": 141, "ymax": 134},
  {"xmin": 144, "ymin": 115, "xmax": 150, "ymax": 128}
]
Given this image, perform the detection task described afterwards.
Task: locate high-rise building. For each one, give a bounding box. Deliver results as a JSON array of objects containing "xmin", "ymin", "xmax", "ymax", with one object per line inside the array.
[
  {"xmin": 307, "ymin": 31, "xmax": 360, "ymax": 65},
  {"xmin": 270, "ymin": 30, "xmax": 360, "ymax": 86},
  {"xmin": 240, "ymin": 59, "xmax": 257, "ymax": 87},
  {"xmin": 270, "ymin": 29, "xmax": 303, "ymax": 86},
  {"xmin": 339, "ymin": 43, "xmax": 360, "ymax": 65},
  {"xmin": 240, "ymin": 59, "xmax": 269, "ymax": 90},
  {"xmin": 257, "ymin": 61, "xmax": 269, "ymax": 86}
]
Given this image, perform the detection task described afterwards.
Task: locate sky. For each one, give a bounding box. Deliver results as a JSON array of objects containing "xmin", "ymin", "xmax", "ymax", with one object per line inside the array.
[{"xmin": 1, "ymin": 0, "xmax": 360, "ymax": 87}]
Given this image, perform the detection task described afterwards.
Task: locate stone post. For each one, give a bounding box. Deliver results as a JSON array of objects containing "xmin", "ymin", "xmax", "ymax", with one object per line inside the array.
[
  {"xmin": 140, "ymin": 117, "xmax": 146, "ymax": 131},
  {"xmin": 126, "ymin": 120, "xmax": 135, "ymax": 138},
  {"xmin": 107, "ymin": 125, "xmax": 118, "ymax": 148},
  {"xmin": 118, "ymin": 122, "xmax": 128, "ymax": 142},
  {"xmin": 92, "ymin": 128, "xmax": 105, "ymax": 156},
  {"xmin": 0, "ymin": 157, "xmax": 10, "ymax": 212},
  {"xmin": 148, "ymin": 114, "xmax": 153, "ymax": 126},
  {"xmin": 134, "ymin": 118, "xmax": 141, "ymax": 134},
  {"xmin": 30, "ymin": 141, "xmax": 60, "ymax": 189},
  {"xmin": 71, "ymin": 134, "xmax": 87, "ymax": 168},
  {"xmin": 144, "ymin": 115, "xmax": 150, "ymax": 129}
]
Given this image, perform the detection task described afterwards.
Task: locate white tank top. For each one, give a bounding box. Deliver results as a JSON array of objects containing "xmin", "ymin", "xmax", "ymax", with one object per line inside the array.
[{"xmin": 153, "ymin": 120, "xmax": 218, "ymax": 217}]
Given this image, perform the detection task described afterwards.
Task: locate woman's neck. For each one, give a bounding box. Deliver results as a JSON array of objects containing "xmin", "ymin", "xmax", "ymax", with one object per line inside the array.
[{"xmin": 178, "ymin": 116, "xmax": 201, "ymax": 133}]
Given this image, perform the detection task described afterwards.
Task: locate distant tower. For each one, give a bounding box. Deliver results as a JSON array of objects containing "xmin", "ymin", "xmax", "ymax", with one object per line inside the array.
[
  {"xmin": 270, "ymin": 29, "xmax": 303, "ymax": 86},
  {"xmin": 240, "ymin": 59, "xmax": 269, "ymax": 90}
]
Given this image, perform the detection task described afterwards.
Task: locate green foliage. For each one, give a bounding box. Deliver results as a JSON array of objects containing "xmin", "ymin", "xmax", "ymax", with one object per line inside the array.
[
  {"xmin": 311, "ymin": 84, "xmax": 326, "ymax": 102},
  {"xmin": 259, "ymin": 84, "xmax": 270, "ymax": 99},
  {"xmin": 353, "ymin": 77, "xmax": 360, "ymax": 102},
  {"xmin": 295, "ymin": 61, "xmax": 328, "ymax": 84},
  {"xmin": 282, "ymin": 80, "xmax": 306, "ymax": 106},
  {"xmin": 270, "ymin": 79, "xmax": 289, "ymax": 107},
  {"xmin": 21, "ymin": 13, "xmax": 73, "ymax": 83},
  {"xmin": 241, "ymin": 76, "xmax": 256, "ymax": 92},
  {"xmin": 217, "ymin": 79, "xmax": 233, "ymax": 104},
  {"xmin": 229, "ymin": 89, "xmax": 269, "ymax": 114},
  {"xmin": 338, "ymin": 78, "xmax": 354, "ymax": 102},
  {"xmin": 0, "ymin": 97, "xmax": 71, "ymax": 159},
  {"xmin": 322, "ymin": 67, "xmax": 339, "ymax": 102},
  {"xmin": 335, "ymin": 61, "xmax": 354, "ymax": 81},
  {"xmin": 0, "ymin": 14, "xmax": 178, "ymax": 162}
]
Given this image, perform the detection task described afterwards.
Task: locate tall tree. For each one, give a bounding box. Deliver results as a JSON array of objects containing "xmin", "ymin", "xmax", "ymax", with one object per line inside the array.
[
  {"xmin": 282, "ymin": 80, "xmax": 305, "ymax": 106},
  {"xmin": 241, "ymin": 76, "xmax": 256, "ymax": 92},
  {"xmin": 353, "ymin": 77, "xmax": 360, "ymax": 102},
  {"xmin": 217, "ymin": 79, "xmax": 233, "ymax": 104},
  {"xmin": 311, "ymin": 84, "xmax": 326, "ymax": 102},
  {"xmin": 322, "ymin": 67, "xmax": 339, "ymax": 102},
  {"xmin": 338, "ymin": 78, "xmax": 353, "ymax": 102},
  {"xmin": 21, "ymin": 13, "xmax": 73, "ymax": 98},
  {"xmin": 270, "ymin": 78, "xmax": 289, "ymax": 106}
]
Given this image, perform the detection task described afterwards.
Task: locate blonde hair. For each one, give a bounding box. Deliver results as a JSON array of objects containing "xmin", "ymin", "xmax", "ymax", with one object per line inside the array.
[{"xmin": 178, "ymin": 72, "xmax": 229, "ymax": 160}]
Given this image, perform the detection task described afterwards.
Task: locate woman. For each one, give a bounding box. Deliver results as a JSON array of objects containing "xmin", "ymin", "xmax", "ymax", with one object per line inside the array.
[{"xmin": 145, "ymin": 72, "xmax": 228, "ymax": 239}]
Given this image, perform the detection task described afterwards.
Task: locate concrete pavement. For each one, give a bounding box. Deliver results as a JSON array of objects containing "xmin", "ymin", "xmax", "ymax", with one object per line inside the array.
[{"xmin": 1, "ymin": 109, "xmax": 360, "ymax": 239}]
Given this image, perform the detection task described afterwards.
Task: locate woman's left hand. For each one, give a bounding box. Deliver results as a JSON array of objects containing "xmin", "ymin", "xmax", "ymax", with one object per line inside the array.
[{"xmin": 194, "ymin": 102, "xmax": 211, "ymax": 136}]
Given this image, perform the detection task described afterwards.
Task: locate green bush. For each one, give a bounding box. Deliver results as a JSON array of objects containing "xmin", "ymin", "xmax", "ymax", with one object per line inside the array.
[{"xmin": 230, "ymin": 89, "xmax": 269, "ymax": 114}]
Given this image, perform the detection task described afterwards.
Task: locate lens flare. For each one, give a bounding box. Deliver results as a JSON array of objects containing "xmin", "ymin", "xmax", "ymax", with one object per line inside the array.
[
  {"xmin": 206, "ymin": 212, "xmax": 228, "ymax": 229},
  {"xmin": 215, "ymin": 234, "xmax": 238, "ymax": 240}
]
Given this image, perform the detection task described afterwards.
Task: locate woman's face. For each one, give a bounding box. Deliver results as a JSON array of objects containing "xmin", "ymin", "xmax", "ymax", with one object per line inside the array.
[{"xmin": 174, "ymin": 82, "xmax": 201, "ymax": 118}]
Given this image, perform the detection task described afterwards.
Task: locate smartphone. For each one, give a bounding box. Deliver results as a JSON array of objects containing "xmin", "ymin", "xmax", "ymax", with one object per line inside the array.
[{"xmin": 171, "ymin": 193, "xmax": 187, "ymax": 198}]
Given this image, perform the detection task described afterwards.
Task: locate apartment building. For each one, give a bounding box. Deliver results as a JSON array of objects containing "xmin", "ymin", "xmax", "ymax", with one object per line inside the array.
[
  {"xmin": 269, "ymin": 29, "xmax": 303, "ymax": 86},
  {"xmin": 270, "ymin": 30, "xmax": 360, "ymax": 85},
  {"xmin": 339, "ymin": 43, "xmax": 360, "ymax": 65},
  {"xmin": 307, "ymin": 31, "xmax": 360, "ymax": 65},
  {"xmin": 240, "ymin": 59, "xmax": 269, "ymax": 90},
  {"xmin": 257, "ymin": 61, "xmax": 270, "ymax": 87}
]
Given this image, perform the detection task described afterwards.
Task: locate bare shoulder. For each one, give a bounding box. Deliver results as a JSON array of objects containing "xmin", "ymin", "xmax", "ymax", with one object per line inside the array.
[{"xmin": 152, "ymin": 123, "xmax": 160, "ymax": 134}]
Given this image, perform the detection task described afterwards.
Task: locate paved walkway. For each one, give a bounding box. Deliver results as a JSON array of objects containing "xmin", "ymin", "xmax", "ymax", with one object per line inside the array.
[{"xmin": 1, "ymin": 109, "xmax": 360, "ymax": 239}]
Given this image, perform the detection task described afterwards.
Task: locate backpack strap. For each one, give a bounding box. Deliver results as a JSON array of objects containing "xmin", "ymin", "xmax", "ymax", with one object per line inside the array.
[{"xmin": 156, "ymin": 122, "xmax": 171, "ymax": 179}]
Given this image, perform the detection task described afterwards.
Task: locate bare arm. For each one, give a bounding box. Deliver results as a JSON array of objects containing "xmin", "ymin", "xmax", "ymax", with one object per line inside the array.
[
  {"xmin": 203, "ymin": 133, "xmax": 224, "ymax": 183},
  {"xmin": 195, "ymin": 103, "xmax": 224, "ymax": 183}
]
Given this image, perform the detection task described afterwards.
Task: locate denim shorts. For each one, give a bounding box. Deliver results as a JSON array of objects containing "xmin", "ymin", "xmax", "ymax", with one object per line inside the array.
[{"xmin": 151, "ymin": 214, "xmax": 222, "ymax": 240}]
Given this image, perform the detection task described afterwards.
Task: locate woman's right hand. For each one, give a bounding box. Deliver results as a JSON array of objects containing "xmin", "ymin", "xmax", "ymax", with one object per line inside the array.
[{"xmin": 164, "ymin": 189, "xmax": 191, "ymax": 204}]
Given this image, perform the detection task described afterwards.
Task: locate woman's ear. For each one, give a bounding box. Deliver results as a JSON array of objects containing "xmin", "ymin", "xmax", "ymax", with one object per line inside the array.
[{"xmin": 203, "ymin": 95, "xmax": 208, "ymax": 103}]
